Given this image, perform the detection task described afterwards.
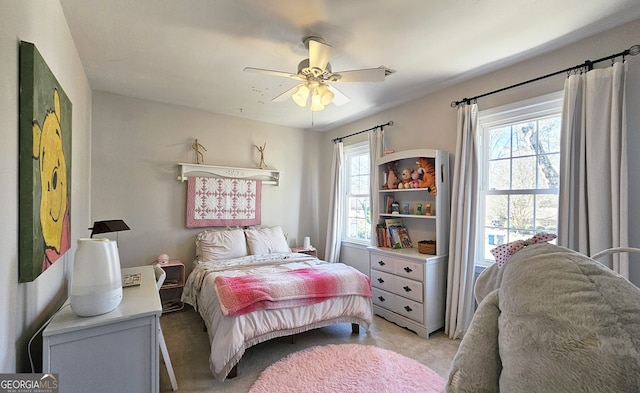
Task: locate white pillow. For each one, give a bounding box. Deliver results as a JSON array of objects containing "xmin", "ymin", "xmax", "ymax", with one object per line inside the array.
[
  {"xmin": 196, "ymin": 228, "xmax": 248, "ymax": 261},
  {"xmin": 244, "ymin": 226, "xmax": 290, "ymax": 255}
]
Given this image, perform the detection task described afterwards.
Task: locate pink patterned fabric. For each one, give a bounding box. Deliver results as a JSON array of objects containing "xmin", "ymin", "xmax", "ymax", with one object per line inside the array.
[
  {"xmin": 490, "ymin": 232, "xmax": 557, "ymax": 267},
  {"xmin": 214, "ymin": 264, "xmax": 372, "ymax": 316},
  {"xmin": 186, "ymin": 177, "xmax": 261, "ymax": 228}
]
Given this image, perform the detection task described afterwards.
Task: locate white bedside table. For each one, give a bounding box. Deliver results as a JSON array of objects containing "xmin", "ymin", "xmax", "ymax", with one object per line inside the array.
[{"xmin": 42, "ymin": 266, "xmax": 162, "ymax": 393}]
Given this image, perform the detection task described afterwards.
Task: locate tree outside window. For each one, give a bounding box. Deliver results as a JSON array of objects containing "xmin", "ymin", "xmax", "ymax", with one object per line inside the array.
[{"xmin": 478, "ymin": 93, "xmax": 562, "ymax": 266}]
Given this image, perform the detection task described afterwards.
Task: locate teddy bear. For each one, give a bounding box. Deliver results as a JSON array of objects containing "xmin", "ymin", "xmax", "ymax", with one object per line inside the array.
[
  {"xmin": 416, "ymin": 157, "xmax": 437, "ymax": 195},
  {"xmin": 398, "ymin": 167, "xmax": 413, "ymax": 189},
  {"xmin": 384, "ymin": 161, "xmax": 400, "ymax": 189}
]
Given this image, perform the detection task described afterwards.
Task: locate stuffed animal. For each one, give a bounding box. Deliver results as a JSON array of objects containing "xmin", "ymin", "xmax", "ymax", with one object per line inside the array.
[
  {"xmin": 385, "ymin": 161, "xmax": 400, "ymax": 189},
  {"xmin": 416, "ymin": 157, "xmax": 437, "ymax": 195},
  {"xmin": 398, "ymin": 167, "xmax": 413, "ymax": 189},
  {"xmin": 409, "ymin": 169, "xmax": 421, "ymax": 188}
]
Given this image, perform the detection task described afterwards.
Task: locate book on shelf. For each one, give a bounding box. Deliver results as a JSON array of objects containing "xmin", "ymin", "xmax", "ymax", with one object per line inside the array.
[
  {"xmin": 396, "ymin": 227, "xmax": 413, "ymax": 248},
  {"xmin": 381, "ymin": 218, "xmax": 413, "ymax": 249},
  {"xmin": 385, "ymin": 195, "xmax": 395, "ymax": 214}
]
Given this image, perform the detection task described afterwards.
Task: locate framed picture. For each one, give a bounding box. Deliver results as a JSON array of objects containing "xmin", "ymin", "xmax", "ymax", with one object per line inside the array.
[{"xmin": 19, "ymin": 41, "xmax": 73, "ymax": 282}]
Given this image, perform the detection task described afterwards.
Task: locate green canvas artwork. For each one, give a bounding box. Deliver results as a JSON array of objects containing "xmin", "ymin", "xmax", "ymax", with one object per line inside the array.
[{"xmin": 19, "ymin": 41, "xmax": 72, "ymax": 282}]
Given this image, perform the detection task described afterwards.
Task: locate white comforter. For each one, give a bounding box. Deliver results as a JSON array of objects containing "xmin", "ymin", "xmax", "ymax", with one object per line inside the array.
[{"xmin": 181, "ymin": 252, "xmax": 373, "ymax": 380}]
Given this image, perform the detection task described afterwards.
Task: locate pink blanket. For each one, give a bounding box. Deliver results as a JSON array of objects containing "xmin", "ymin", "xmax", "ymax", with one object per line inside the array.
[{"xmin": 214, "ymin": 264, "xmax": 372, "ymax": 316}]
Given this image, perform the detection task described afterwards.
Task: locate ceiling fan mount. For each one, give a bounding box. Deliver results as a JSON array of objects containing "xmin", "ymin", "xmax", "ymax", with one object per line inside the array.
[
  {"xmin": 302, "ymin": 35, "xmax": 326, "ymax": 48},
  {"xmin": 244, "ymin": 36, "xmax": 387, "ymax": 110},
  {"xmin": 296, "ymin": 59, "xmax": 339, "ymax": 82}
]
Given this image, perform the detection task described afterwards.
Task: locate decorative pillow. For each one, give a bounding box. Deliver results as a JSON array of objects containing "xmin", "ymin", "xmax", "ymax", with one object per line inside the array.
[
  {"xmin": 196, "ymin": 228, "xmax": 248, "ymax": 261},
  {"xmin": 244, "ymin": 226, "xmax": 290, "ymax": 255}
]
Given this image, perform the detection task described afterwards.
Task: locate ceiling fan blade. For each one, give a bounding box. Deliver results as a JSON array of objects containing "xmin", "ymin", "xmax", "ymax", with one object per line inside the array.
[
  {"xmin": 308, "ymin": 39, "xmax": 332, "ymax": 71},
  {"xmin": 244, "ymin": 67, "xmax": 303, "ymax": 80},
  {"xmin": 328, "ymin": 85, "xmax": 350, "ymax": 106},
  {"xmin": 271, "ymin": 84, "xmax": 301, "ymax": 102},
  {"xmin": 333, "ymin": 68, "xmax": 386, "ymax": 82}
]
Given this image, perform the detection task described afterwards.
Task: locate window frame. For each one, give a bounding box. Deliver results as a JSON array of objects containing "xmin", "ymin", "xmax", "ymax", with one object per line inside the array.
[
  {"xmin": 342, "ymin": 141, "xmax": 371, "ymax": 245},
  {"xmin": 476, "ymin": 91, "xmax": 563, "ymax": 267}
]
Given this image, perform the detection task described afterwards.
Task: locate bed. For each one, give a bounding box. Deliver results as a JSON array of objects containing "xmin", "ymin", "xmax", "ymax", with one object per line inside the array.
[{"xmin": 181, "ymin": 226, "xmax": 373, "ymax": 381}]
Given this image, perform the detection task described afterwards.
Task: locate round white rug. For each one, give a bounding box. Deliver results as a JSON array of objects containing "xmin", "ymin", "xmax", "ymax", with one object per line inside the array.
[{"xmin": 249, "ymin": 343, "xmax": 446, "ymax": 393}]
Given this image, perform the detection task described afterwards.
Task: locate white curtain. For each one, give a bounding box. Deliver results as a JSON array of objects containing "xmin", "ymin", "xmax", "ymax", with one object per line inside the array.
[
  {"xmin": 324, "ymin": 142, "xmax": 344, "ymax": 263},
  {"xmin": 369, "ymin": 129, "xmax": 384, "ymax": 245},
  {"xmin": 558, "ymin": 62, "xmax": 629, "ymax": 278},
  {"xmin": 445, "ymin": 103, "xmax": 480, "ymax": 339}
]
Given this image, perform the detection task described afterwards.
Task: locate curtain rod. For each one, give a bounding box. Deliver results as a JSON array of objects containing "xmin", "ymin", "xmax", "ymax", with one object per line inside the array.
[
  {"xmin": 332, "ymin": 121, "xmax": 394, "ymax": 144},
  {"xmin": 450, "ymin": 44, "xmax": 640, "ymax": 108}
]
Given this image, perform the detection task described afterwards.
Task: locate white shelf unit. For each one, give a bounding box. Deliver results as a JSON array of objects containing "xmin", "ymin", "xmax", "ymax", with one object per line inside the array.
[{"xmin": 369, "ymin": 148, "xmax": 450, "ymax": 337}]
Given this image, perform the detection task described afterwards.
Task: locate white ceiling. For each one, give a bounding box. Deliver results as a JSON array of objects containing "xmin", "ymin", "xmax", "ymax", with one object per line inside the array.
[{"xmin": 60, "ymin": 0, "xmax": 640, "ymax": 131}]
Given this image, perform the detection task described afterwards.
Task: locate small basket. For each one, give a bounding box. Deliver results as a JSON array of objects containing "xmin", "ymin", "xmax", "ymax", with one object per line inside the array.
[{"xmin": 418, "ymin": 240, "xmax": 436, "ymax": 255}]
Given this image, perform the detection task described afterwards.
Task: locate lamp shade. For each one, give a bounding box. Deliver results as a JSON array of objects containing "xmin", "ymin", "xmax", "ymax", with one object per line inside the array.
[
  {"xmin": 316, "ymin": 84, "xmax": 334, "ymax": 106},
  {"xmin": 292, "ymin": 84, "xmax": 310, "ymax": 107},
  {"xmin": 89, "ymin": 219, "xmax": 130, "ymax": 238},
  {"xmin": 310, "ymin": 91, "xmax": 325, "ymax": 111},
  {"xmin": 70, "ymin": 238, "xmax": 123, "ymax": 317}
]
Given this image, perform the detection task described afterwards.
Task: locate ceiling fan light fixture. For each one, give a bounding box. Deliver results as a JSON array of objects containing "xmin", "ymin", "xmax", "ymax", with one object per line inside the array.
[
  {"xmin": 310, "ymin": 91, "xmax": 325, "ymax": 111},
  {"xmin": 292, "ymin": 84, "xmax": 310, "ymax": 107},
  {"xmin": 317, "ymin": 84, "xmax": 334, "ymax": 106}
]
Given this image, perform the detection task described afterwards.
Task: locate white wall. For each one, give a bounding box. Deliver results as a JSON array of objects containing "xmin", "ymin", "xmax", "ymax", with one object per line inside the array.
[
  {"xmin": 90, "ymin": 92, "xmax": 320, "ymax": 274},
  {"xmin": 0, "ymin": 1, "xmax": 92, "ymax": 372},
  {"xmin": 323, "ymin": 19, "xmax": 640, "ymax": 286}
]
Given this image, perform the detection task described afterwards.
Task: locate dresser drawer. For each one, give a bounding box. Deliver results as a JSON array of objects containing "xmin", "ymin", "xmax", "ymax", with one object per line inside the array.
[
  {"xmin": 370, "ymin": 269, "xmax": 395, "ymax": 292},
  {"xmin": 394, "ymin": 259, "xmax": 424, "ymax": 281},
  {"xmin": 394, "ymin": 275, "xmax": 423, "ymax": 303},
  {"xmin": 372, "ymin": 287, "xmax": 397, "ymax": 310},
  {"xmin": 371, "ymin": 269, "xmax": 423, "ymax": 303},
  {"xmin": 370, "ymin": 252, "xmax": 425, "ymax": 281},
  {"xmin": 372, "ymin": 287, "xmax": 424, "ymax": 324},
  {"xmin": 395, "ymin": 295, "xmax": 424, "ymax": 324},
  {"xmin": 370, "ymin": 254, "xmax": 395, "ymax": 273}
]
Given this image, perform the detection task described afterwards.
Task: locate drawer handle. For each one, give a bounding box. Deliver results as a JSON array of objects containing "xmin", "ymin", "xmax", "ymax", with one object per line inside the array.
[
  {"xmin": 404, "ymin": 266, "xmax": 413, "ymax": 273},
  {"xmin": 378, "ymin": 260, "xmax": 386, "ymax": 266},
  {"xmin": 378, "ymin": 296, "xmax": 386, "ymax": 302},
  {"xmin": 403, "ymin": 286, "xmax": 412, "ymax": 292},
  {"xmin": 404, "ymin": 306, "xmax": 413, "ymax": 312},
  {"xmin": 377, "ymin": 278, "xmax": 385, "ymax": 283}
]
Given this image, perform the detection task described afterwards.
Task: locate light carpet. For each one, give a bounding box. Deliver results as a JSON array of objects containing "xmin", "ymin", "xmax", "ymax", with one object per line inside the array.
[{"xmin": 249, "ymin": 343, "xmax": 446, "ymax": 393}]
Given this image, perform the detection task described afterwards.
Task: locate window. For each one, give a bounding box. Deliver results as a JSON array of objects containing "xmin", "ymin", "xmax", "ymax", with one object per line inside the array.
[
  {"xmin": 343, "ymin": 142, "xmax": 371, "ymax": 244},
  {"xmin": 477, "ymin": 92, "xmax": 563, "ymax": 267}
]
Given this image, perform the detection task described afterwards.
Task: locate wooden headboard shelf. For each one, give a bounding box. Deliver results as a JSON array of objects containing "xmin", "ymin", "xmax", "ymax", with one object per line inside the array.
[{"xmin": 178, "ymin": 163, "xmax": 280, "ymax": 186}]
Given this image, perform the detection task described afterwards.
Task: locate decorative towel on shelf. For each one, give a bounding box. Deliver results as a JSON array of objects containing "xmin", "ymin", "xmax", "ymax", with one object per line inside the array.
[
  {"xmin": 490, "ymin": 232, "xmax": 557, "ymax": 267},
  {"xmin": 186, "ymin": 177, "xmax": 261, "ymax": 227},
  {"xmin": 214, "ymin": 264, "xmax": 372, "ymax": 316}
]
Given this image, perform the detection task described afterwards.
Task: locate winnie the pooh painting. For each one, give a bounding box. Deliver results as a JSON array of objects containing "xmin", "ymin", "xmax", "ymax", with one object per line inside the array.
[
  {"xmin": 19, "ymin": 41, "xmax": 72, "ymax": 282},
  {"xmin": 33, "ymin": 89, "xmax": 71, "ymax": 273}
]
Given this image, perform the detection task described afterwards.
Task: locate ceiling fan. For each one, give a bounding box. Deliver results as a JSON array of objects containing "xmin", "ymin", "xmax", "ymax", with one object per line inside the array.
[{"xmin": 244, "ymin": 36, "xmax": 388, "ymax": 111}]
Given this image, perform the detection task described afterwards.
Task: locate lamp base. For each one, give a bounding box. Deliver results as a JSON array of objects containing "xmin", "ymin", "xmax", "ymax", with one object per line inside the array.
[{"xmin": 70, "ymin": 287, "xmax": 123, "ymax": 317}]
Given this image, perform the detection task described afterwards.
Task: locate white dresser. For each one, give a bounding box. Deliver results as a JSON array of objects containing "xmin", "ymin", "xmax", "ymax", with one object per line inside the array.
[
  {"xmin": 369, "ymin": 248, "xmax": 447, "ymax": 338},
  {"xmin": 43, "ymin": 266, "xmax": 162, "ymax": 393}
]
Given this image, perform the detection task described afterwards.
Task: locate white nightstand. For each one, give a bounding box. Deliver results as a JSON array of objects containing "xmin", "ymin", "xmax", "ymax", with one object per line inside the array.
[
  {"xmin": 153, "ymin": 259, "xmax": 185, "ymax": 313},
  {"xmin": 291, "ymin": 247, "xmax": 318, "ymax": 257},
  {"xmin": 42, "ymin": 266, "xmax": 162, "ymax": 393}
]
